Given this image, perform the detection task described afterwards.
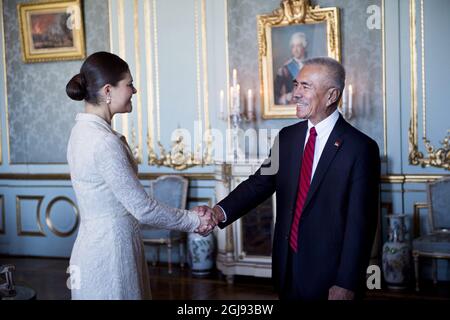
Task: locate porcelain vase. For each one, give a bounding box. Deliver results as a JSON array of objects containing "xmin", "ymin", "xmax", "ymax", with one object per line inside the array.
[
  {"xmin": 187, "ymin": 232, "xmax": 215, "ymax": 276},
  {"xmin": 382, "ymin": 214, "xmax": 411, "ymax": 289}
]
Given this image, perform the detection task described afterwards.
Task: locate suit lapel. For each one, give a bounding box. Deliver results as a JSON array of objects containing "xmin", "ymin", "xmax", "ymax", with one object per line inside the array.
[
  {"xmin": 302, "ymin": 115, "xmax": 348, "ymax": 212},
  {"xmin": 286, "ymin": 121, "xmax": 308, "ymax": 217}
]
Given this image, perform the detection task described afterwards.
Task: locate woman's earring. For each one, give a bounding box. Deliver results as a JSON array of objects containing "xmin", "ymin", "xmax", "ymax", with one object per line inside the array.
[{"xmin": 106, "ymin": 95, "xmax": 111, "ymax": 105}]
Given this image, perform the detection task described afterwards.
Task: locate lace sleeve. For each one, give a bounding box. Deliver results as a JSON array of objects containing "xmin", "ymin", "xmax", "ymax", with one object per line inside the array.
[{"xmin": 93, "ymin": 134, "xmax": 200, "ymax": 232}]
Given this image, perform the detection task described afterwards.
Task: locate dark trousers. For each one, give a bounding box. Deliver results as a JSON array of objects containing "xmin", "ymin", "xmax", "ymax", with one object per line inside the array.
[
  {"xmin": 279, "ymin": 247, "xmax": 298, "ymax": 300},
  {"xmin": 279, "ymin": 247, "xmax": 329, "ymax": 301},
  {"xmin": 280, "ymin": 248, "xmax": 366, "ymax": 301}
]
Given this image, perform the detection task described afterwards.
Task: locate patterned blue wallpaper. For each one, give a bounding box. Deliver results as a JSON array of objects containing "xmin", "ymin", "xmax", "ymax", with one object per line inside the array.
[
  {"xmin": 4, "ymin": 0, "xmax": 110, "ymax": 163},
  {"xmin": 3, "ymin": 0, "xmax": 383, "ymax": 163},
  {"xmin": 228, "ymin": 0, "xmax": 384, "ymax": 152}
]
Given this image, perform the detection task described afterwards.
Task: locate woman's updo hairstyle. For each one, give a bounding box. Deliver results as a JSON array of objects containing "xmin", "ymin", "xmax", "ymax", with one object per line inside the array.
[{"xmin": 66, "ymin": 51, "xmax": 129, "ymax": 104}]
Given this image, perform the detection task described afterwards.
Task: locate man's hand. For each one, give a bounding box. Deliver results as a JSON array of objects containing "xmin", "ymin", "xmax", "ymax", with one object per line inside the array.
[
  {"xmin": 212, "ymin": 206, "xmax": 225, "ymax": 224},
  {"xmin": 192, "ymin": 205, "xmax": 211, "ymax": 218},
  {"xmin": 328, "ymin": 285, "xmax": 355, "ymax": 300},
  {"xmin": 191, "ymin": 205, "xmax": 226, "ymax": 236},
  {"xmin": 192, "ymin": 206, "xmax": 217, "ymax": 236}
]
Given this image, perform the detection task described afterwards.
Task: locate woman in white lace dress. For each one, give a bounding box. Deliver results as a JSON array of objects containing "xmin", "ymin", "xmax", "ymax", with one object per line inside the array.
[{"xmin": 65, "ymin": 52, "xmax": 214, "ymax": 300}]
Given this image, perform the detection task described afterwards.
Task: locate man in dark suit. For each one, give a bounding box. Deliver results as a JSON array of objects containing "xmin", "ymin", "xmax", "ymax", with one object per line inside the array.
[{"xmin": 202, "ymin": 57, "xmax": 380, "ymax": 300}]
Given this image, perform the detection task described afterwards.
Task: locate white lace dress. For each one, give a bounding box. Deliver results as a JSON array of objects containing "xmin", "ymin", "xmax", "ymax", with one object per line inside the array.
[{"xmin": 67, "ymin": 113, "xmax": 200, "ymax": 300}]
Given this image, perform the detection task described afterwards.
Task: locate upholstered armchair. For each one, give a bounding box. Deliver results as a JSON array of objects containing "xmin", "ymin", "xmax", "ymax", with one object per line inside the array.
[
  {"xmin": 412, "ymin": 176, "xmax": 450, "ymax": 291},
  {"xmin": 141, "ymin": 175, "xmax": 189, "ymax": 274}
]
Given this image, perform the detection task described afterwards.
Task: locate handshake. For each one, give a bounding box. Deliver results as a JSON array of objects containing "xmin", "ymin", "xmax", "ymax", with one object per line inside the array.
[{"xmin": 191, "ymin": 205, "xmax": 225, "ymax": 236}]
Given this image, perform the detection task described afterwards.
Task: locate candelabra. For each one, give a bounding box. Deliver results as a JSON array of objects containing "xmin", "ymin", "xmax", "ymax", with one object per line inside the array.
[
  {"xmin": 219, "ymin": 69, "xmax": 255, "ymax": 161},
  {"xmin": 229, "ymin": 74, "xmax": 244, "ymax": 161}
]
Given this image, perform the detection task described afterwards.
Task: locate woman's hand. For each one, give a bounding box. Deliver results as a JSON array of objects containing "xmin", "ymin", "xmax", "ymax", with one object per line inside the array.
[{"xmin": 192, "ymin": 206, "xmax": 217, "ymax": 236}]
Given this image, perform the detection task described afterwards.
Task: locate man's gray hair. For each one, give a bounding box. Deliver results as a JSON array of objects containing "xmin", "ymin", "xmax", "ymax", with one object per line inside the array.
[
  {"xmin": 303, "ymin": 57, "xmax": 346, "ymax": 93},
  {"xmin": 289, "ymin": 32, "xmax": 307, "ymax": 49}
]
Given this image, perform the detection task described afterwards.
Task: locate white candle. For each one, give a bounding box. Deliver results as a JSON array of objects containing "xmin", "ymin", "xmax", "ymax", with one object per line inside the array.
[
  {"xmin": 236, "ymin": 84, "xmax": 240, "ymax": 112},
  {"xmin": 342, "ymin": 85, "xmax": 347, "ymax": 114},
  {"xmin": 348, "ymin": 84, "xmax": 353, "ymax": 115},
  {"xmin": 232, "ymin": 69, "xmax": 237, "ymax": 89},
  {"xmin": 230, "ymin": 86, "xmax": 235, "ymax": 114},
  {"xmin": 247, "ymin": 89, "xmax": 253, "ymax": 117},
  {"xmin": 219, "ymin": 90, "xmax": 225, "ymax": 116}
]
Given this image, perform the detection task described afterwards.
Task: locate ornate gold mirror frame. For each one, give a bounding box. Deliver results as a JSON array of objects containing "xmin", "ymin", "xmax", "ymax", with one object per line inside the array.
[
  {"xmin": 257, "ymin": 0, "xmax": 340, "ymax": 119},
  {"xmin": 408, "ymin": 0, "xmax": 449, "ymax": 170}
]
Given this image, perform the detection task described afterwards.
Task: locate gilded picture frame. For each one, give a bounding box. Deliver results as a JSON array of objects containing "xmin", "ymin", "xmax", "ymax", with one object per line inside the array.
[
  {"xmin": 258, "ymin": 0, "xmax": 341, "ymax": 119},
  {"xmin": 18, "ymin": 0, "xmax": 86, "ymax": 63},
  {"xmin": 408, "ymin": 0, "xmax": 449, "ymax": 170}
]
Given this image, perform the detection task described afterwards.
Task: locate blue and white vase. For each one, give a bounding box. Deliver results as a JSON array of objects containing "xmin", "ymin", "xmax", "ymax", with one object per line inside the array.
[
  {"xmin": 187, "ymin": 232, "xmax": 215, "ymax": 276},
  {"xmin": 382, "ymin": 214, "xmax": 411, "ymax": 289}
]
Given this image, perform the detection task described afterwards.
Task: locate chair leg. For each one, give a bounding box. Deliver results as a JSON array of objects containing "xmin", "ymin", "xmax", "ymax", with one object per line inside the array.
[
  {"xmin": 167, "ymin": 243, "xmax": 172, "ymax": 274},
  {"xmin": 179, "ymin": 242, "xmax": 185, "ymax": 270},
  {"xmin": 413, "ymin": 252, "xmax": 420, "ymax": 292},
  {"xmin": 226, "ymin": 274, "xmax": 234, "ymax": 285},
  {"xmin": 152, "ymin": 246, "xmax": 158, "ymax": 267},
  {"xmin": 432, "ymin": 258, "xmax": 438, "ymax": 286}
]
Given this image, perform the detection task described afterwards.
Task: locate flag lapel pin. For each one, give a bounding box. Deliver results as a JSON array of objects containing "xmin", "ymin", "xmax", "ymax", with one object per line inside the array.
[{"xmin": 334, "ymin": 139, "xmax": 342, "ymax": 148}]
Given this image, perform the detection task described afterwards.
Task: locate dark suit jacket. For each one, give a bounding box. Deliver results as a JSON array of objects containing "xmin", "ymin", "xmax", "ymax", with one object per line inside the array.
[{"xmin": 217, "ymin": 115, "xmax": 380, "ymax": 299}]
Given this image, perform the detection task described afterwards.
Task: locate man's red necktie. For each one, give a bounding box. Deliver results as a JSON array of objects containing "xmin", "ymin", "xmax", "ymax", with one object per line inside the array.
[{"xmin": 289, "ymin": 127, "xmax": 317, "ymax": 252}]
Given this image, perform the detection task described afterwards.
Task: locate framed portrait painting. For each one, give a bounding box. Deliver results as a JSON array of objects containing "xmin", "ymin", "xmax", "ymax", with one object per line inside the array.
[
  {"xmin": 18, "ymin": 0, "xmax": 86, "ymax": 63},
  {"xmin": 258, "ymin": 0, "xmax": 341, "ymax": 118}
]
